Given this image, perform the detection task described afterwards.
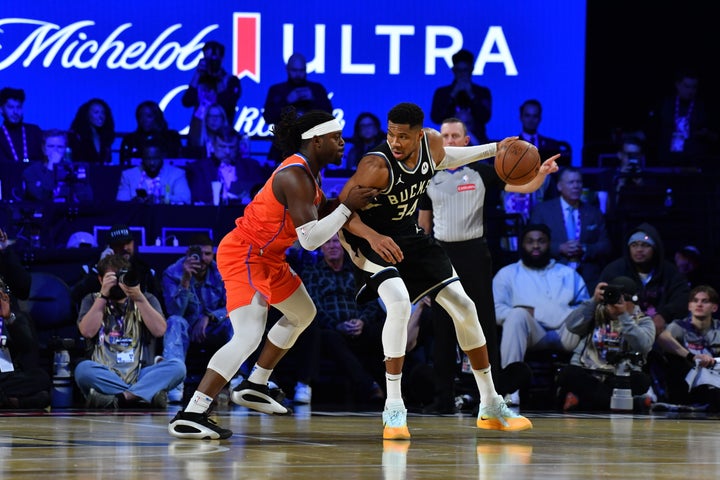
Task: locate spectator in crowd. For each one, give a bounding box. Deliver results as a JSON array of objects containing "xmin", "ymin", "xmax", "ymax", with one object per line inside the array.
[
  {"xmin": 263, "ymin": 53, "xmax": 333, "ymax": 163},
  {"xmin": 75, "ymin": 254, "xmax": 185, "ymax": 409},
  {"xmin": 597, "ymin": 222, "xmax": 690, "ymax": 337},
  {"xmin": 161, "ymin": 234, "xmax": 232, "ymax": 403},
  {"xmin": 645, "ymin": 67, "xmax": 718, "ymax": 167},
  {"xmin": 613, "ymin": 133, "xmax": 646, "ymax": 202},
  {"xmin": 0, "ymin": 227, "xmax": 52, "ymax": 409},
  {"xmin": 168, "ymin": 109, "xmax": 376, "ymax": 440},
  {"xmin": 493, "ymin": 223, "xmax": 589, "ymax": 406},
  {"xmin": 185, "ymin": 103, "xmax": 228, "ymax": 160},
  {"xmin": 557, "ymin": 276, "xmax": 655, "ymax": 412},
  {"xmin": 119, "ymin": 101, "xmax": 182, "ymax": 165},
  {"xmin": 70, "ymin": 224, "xmax": 163, "ymax": 313},
  {"xmin": 22, "ymin": 129, "xmax": 93, "ymax": 203},
  {"xmin": 674, "ymin": 245, "xmax": 709, "ymax": 289},
  {"xmin": 345, "ymin": 112, "xmax": 386, "ymax": 169},
  {"xmin": 301, "ymin": 233, "xmax": 385, "ymax": 405},
  {"xmin": 186, "ymin": 127, "xmax": 271, "ymax": 205},
  {"xmin": 116, "ymin": 141, "xmax": 191, "ymax": 204},
  {"xmin": 416, "ymin": 117, "xmax": 504, "ymax": 413},
  {"xmin": 182, "ymin": 40, "xmax": 241, "ymax": 144},
  {"xmin": 530, "ymin": 167, "xmax": 611, "ymax": 290},
  {"xmin": 518, "ymin": 99, "xmax": 570, "ymax": 167},
  {"xmin": 430, "ymin": 49, "xmax": 491, "ymax": 145},
  {"xmin": 68, "ymin": 98, "xmax": 115, "ymax": 164},
  {"xmin": 655, "ymin": 285, "xmax": 720, "ymax": 410},
  {"xmin": 0, "ymin": 87, "xmax": 43, "ymax": 163}
]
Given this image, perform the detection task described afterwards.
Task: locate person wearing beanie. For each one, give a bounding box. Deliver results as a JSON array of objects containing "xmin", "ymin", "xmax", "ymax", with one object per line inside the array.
[{"xmin": 597, "ymin": 222, "xmax": 690, "ymax": 337}]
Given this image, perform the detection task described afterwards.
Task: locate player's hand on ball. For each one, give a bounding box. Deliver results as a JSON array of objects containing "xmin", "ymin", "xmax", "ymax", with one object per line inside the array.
[{"xmin": 496, "ymin": 136, "xmax": 520, "ymax": 150}]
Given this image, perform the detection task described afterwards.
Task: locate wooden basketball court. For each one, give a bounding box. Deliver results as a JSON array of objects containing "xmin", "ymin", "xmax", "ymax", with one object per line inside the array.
[{"xmin": 1, "ymin": 404, "xmax": 718, "ymax": 479}]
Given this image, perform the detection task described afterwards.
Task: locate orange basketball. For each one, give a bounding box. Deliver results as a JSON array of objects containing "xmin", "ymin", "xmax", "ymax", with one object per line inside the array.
[{"xmin": 494, "ymin": 139, "xmax": 541, "ymax": 186}]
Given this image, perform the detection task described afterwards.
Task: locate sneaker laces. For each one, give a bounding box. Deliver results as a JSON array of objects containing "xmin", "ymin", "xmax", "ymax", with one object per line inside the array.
[
  {"xmin": 384, "ymin": 409, "xmax": 406, "ymax": 428},
  {"xmin": 484, "ymin": 398, "xmax": 519, "ymax": 428}
]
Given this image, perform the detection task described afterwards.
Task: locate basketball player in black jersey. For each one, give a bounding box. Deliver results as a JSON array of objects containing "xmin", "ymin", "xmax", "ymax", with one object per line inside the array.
[{"xmin": 338, "ymin": 102, "xmax": 559, "ymax": 439}]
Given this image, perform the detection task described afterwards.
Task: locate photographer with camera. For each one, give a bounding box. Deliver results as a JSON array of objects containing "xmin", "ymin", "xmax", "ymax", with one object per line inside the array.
[
  {"xmin": 75, "ymin": 254, "xmax": 185, "ymax": 409},
  {"xmin": 556, "ymin": 276, "xmax": 656, "ymax": 412},
  {"xmin": 160, "ymin": 233, "xmax": 231, "ymax": 403}
]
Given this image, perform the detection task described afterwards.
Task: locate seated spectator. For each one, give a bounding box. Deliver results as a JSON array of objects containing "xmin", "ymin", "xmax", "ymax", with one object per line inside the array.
[
  {"xmin": 187, "ymin": 126, "xmax": 271, "ymax": 205},
  {"xmin": 597, "ymin": 223, "xmax": 690, "ymax": 337},
  {"xmin": 613, "ymin": 134, "xmax": 646, "ymax": 205},
  {"xmin": 301, "ymin": 234, "xmax": 385, "ymax": 404},
  {"xmin": 655, "ymin": 285, "xmax": 720, "ymax": 410},
  {"xmin": 0, "ymin": 228, "xmax": 52, "ymax": 409},
  {"xmin": 0, "ymin": 87, "xmax": 43, "ymax": 163},
  {"xmin": 345, "ymin": 112, "xmax": 386, "ymax": 169},
  {"xmin": 160, "ymin": 234, "xmax": 232, "ymax": 403},
  {"xmin": 530, "ymin": 166, "xmax": 611, "ymax": 290},
  {"xmin": 674, "ymin": 245, "xmax": 709, "ymax": 289},
  {"xmin": 22, "ymin": 129, "xmax": 93, "ymax": 203},
  {"xmin": 116, "ymin": 141, "xmax": 191, "ymax": 204},
  {"xmin": 557, "ymin": 276, "xmax": 655, "ymax": 412},
  {"xmin": 493, "ymin": 223, "xmax": 590, "ymax": 406},
  {"xmin": 70, "ymin": 223, "xmax": 163, "ymax": 313},
  {"xmin": 185, "ymin": 103, "xmax": 228, "ymax": 160},
  {"xmin": 75, "ymin": 254, "xmax": 185, "ymax": 409},
  {"xmin": 119, "ymin": 100, "xmax": 182, "ymax": 165},
  {"xmin": 68, "ymin": 98, "xmax": 115, "ymax": 164}
]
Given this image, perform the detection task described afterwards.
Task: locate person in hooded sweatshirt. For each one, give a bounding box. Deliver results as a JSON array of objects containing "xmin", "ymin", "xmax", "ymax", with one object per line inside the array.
[{"xmin": 597, "ymin": 222, "xmax": 690, "ymax": 338}]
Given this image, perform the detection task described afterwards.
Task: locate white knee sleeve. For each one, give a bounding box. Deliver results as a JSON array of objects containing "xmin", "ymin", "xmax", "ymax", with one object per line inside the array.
[
  {"xmin": 266, "ymin": 284, "xmax": 317, "ymax": 350},
  {"xmin": 207, "ymin": 295, "xmax": 268, "ymax": 380},
  {"xmin": 378, "ymin": 277, "xmax": 411, "ymax": 358},
  {"xmin": 435, "ymin": 282, "xmax": 486, "ymax": 350}
]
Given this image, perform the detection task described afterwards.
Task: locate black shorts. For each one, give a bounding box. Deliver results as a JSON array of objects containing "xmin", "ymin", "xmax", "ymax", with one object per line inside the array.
[{"xmin": 339, "ymin": 230, "xmax": 458, "ymax": 304}]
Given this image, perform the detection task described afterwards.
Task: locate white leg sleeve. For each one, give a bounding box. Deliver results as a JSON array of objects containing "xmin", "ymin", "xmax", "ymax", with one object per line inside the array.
[
  {"xmin": 266, "ymin": 284, "xmax": 317, "ymax": 349},
  {"xmin": 378, "ymin": 277, "xmax": 411, "ymax": 358},
  {"xmin": 207, "ymin": 293, "xmax": 268, "ymax": 381},
  {"xmin": 434, "ymin": 281, "xmax": 486, "ymax": 350},
  {"xmin": 295, "ymin": 204, "xmax": 351, "ymax": 251}
]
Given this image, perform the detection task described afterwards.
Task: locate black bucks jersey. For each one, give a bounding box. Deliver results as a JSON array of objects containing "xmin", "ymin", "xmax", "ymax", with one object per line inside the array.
[{"xmin": 355, "ymin": 134, "xmax": 435, "ymax": 236}]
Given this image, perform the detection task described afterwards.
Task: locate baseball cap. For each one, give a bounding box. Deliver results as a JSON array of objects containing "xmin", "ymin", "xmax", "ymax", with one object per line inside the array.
[{"xmin": 108, "ymin": 224, "xmax": 133, "ymax": 245}]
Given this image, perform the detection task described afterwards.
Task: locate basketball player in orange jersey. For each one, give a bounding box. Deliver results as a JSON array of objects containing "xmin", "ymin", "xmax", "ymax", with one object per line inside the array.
[
  {"xmin": 338, "ymin": 102, "xmax": 559, "ymax": 439},
  {"xmin": 169, "ymin": 108, "xmax": 378, "ymax": 440}
]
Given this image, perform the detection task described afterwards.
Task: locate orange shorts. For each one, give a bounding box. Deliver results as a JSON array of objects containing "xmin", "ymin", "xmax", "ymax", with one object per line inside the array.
[{"xmin": 217, "ymin": 231, "xmax": 302, "ymax": 312}]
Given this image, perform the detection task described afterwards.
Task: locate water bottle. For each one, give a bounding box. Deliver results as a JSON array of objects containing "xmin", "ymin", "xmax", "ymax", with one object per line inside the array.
[
  {"xmin": 664, "ymin": 188, "xmax": 673, "ymax": 208},
  {"xmin": 64, "ymin": 147, "xmax": 73, "ymax": 163}
]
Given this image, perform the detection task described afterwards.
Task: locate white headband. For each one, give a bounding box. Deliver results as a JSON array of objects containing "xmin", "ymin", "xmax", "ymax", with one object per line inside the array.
[{"xmin": 301, "ymin": 119, "xmax": 343, "ymax": 140}]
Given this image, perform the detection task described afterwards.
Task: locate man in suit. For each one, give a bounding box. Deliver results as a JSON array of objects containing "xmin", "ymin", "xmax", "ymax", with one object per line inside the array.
[
  {"xmin": 519, "ymin": 99, "xmax": 570, "ymax": 167},
  {"xmin": 0, "ymin": 87, "xmax": 43, "ymax": 164},
  {"xmin": 530, "ymin": 167, "xmax": 611, "ymax": 291}
]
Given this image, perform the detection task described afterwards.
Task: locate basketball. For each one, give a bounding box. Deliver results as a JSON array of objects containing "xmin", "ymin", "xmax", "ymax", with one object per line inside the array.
[{"xmin": 494, "ymin": 139, "xmax": 541, "ymax": 186}]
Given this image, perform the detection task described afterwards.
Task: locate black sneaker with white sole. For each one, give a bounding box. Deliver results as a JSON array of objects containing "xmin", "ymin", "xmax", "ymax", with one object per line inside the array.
[
  {"xmin": 168, "ymin": 411, "xmax": 232, "ymax": 440},
  {"xmin": 231, "ymin": 379, "xmax": 292, "ymax": 415}
]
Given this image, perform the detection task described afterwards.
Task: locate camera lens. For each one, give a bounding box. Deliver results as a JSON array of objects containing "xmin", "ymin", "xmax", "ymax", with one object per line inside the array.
[{"xmin": 119, "ymin": 269, "xmax": 140, "ymax": 287}]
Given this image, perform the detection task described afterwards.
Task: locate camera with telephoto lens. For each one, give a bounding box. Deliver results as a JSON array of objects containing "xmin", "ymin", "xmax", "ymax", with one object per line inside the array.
[
  {"xmin": 117, "ymin": 267, "xmax": 140, "ymax": 287},
  {"xmin": 187, "ymin": 245, "xmax": 202, "ymax": 262},
  {"xmin": 602, "ymin": 284, "xmax": 623, "ymax": 305}
]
